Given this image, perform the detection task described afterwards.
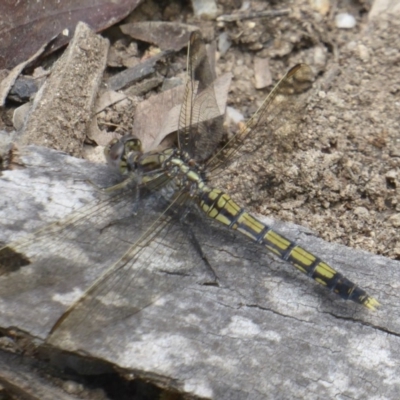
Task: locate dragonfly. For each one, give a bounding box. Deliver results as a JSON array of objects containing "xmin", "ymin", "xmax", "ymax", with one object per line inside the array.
[{"xmin": 0, "ymin": 32, "xmax": 379, "ymax": 345}]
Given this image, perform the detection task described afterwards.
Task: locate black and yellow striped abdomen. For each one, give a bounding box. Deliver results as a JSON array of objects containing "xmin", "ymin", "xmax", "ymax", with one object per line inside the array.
[{"xmin": 199, "ymin": 187, "xmax": 379, "ymax": 310}]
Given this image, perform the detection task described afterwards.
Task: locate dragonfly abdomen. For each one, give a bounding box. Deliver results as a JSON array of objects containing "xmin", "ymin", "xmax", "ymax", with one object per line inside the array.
[{"xmin": 199, "ymin": 187, "xmax": 379, "ymax": 310}]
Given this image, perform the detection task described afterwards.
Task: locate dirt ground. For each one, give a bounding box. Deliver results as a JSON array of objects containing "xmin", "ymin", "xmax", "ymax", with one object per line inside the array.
[{"xmin": 101, "ymin": 0, "xmax": 400, "ymax": 260}]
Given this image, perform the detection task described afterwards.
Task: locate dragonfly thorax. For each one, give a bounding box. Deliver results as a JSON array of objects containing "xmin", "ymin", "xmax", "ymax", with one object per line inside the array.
[
  {"xmin": 106, "ymin": 136, "xmax": 209, "ymax": 198},
  {"xmin": 162, "ymin": 152, "xmax": 209, "ymax": 197}
]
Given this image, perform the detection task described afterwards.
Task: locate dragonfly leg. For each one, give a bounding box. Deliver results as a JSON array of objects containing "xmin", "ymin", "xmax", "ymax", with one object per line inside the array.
[
  {"xmin": 101, "ymin": 175, "xmax": 138, "ymax": 193},
  {"xmin": 85, "ymin": 174, "xmax": 142, "ymax": 214},
  {"xmin": 179, "ymin": 212, "xmax": 219, "ymax": 287}
]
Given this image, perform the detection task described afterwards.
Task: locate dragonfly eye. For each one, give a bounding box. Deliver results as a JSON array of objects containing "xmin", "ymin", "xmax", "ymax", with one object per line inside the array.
[
  {"xmin": 104, "ymin": 139, "xmax": 125, "ymax": 169},
  {"xmin": 105, "ymin": 136, "xmax": 143, "ymax": 170},
  {"xmin": 123, "ymin": 136, "xmax": 142, "ymax": 152}
]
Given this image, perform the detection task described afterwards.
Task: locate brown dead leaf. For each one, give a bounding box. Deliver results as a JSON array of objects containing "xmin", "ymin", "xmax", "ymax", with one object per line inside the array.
[
  {"xmin": 133, "ymin": 73, "xmax": 232, "ymax": 153},
  {"xmin": 120, "ymin": 21, "xmax": 199, "ymax": 51},
  {"xmin": 0, "ymin": 0, "xmax": 141, "ymax": 70}
]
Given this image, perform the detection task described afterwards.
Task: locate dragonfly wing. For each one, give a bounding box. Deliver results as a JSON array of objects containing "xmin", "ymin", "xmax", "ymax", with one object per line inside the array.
[
  {"xmin": 47, "ymin": 194, "xmax": 213, "ymax": 348},
  {"xmin": 1, "ymin": 172, "xmax": 209, "ymax": 346},
  {"xmin": 0, "ymin": 188, "xmax": 146, "ymax": 335},
  {"xmin": 0, "ymin": 148, "xmax": 203, "ymax": 342},
  {"xmin": 0, "ymin": 152, "xmax": 139, "ymax": 336},
  {"xmin": 207, "ymin": 63, "xmax": 314, "ymax": 172},
  {"xmin": 178, "ymin": 31, "xmax": 225, "ymax": 162}
]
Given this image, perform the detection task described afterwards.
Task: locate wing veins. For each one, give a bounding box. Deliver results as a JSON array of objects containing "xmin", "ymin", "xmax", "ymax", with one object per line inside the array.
[
  {"xmin": 206, "ymin": 64, "xmax": 312, "ymax": 173},
  {"xmin": 177, "ymin": 32, "xmax": 223, "ymax": 161},
  {"xmin": 48, "ymin": 190, "xmax": 190, "ymax": 336}
]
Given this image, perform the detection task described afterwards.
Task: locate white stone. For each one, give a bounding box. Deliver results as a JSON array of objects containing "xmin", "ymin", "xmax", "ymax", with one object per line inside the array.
[{"xmin": 335, "ymin": 13, "xmax": 357, "ymax": 29}]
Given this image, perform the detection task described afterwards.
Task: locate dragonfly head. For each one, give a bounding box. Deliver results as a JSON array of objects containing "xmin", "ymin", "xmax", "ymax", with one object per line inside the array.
[{"xmin": 104, "ymin": 136, "xmax": 143, "ymax": 174}]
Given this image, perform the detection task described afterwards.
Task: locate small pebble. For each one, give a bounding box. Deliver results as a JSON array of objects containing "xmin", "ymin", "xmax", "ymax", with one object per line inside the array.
[
  {"xmin": 389, "ymin": 149, "xmax": 400, "ymax": 157},
  {"xmin": 310, "ymin": 0, "xmax": 330, "ymax": 16},
  {"xmin": 62, "ymin": 380, "xmax": 84, "ymax": 395},
  {"xmin": 226, "ymin": 106, "xmax": 244, "ymax": 125},
  {"xmin": 358, "ymin": 44, "xmax": 370, "ymax": 62},
  {"xmin": 254, "ymin": 57, "xmax": 272, "ymax": 89},
  {"xmin": 354, "ymin": 207, "xmax": 369, "ymax": 218},
  {"xmin": 385, "ymin": 170, "xmax": 397, "ymax": 180},
  {"xmin": 335, "ymin": 13, "xmax": 356, "ymax": 29},
  {"xmin": 191, "ymin": 0, "xmax": 218, "ymax": 18},
  {"xmin": 389, "ymin": 214, "xmax": 400, "ymax": 228},
  {"xmin": 13, "ymin": 102, "xmax": 31, "ymax": 131},
  {"xmin": 218, "ymin": 32, "xmax": 232, "ymax": 56},
  {"xmin": 313, "ymin": 46, "xmax": 327, "ymax": 68}
]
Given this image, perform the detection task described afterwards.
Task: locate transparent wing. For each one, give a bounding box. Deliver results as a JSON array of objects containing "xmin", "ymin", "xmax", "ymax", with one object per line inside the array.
[
  {"xmin": 177, "ymin": 31, "xmax": 225, "ymax": 162},
  {"xmin": 46, "ymin": 191, "xmax": 213, "ymax": 346},
  {"xmin": 0, "ymin": 175, "xmax": 210, "ymax": 342},
  {"xmin": 206, "ymin": 63, "xmax": 313, "ymax": 173},
  {"xmin": 177, "ymin": 34, "xmax": 313, "ymax": 170},
  {"xmin": 0, "ymin": 184, "xmax": 137, "ymax": 334},
  {"xmin": 0, "ymin": 187, "xmax": 139, "ymax": 274}
]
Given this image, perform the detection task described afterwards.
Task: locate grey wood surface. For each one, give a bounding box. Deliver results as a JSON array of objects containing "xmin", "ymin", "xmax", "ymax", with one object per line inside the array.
[{"xmin": 0, "ymin": 145, "xmax": 398, "ymax": 399}]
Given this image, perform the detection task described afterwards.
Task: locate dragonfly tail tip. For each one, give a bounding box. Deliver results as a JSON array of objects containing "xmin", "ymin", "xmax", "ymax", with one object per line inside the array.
[{"xmin": 364, "ymin": 296, "xmax": 380, "ymax": 311}]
